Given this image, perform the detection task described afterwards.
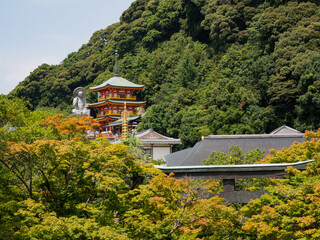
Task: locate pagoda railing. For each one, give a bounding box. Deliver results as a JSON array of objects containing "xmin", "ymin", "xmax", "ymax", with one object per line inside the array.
[
  {"xmin": 106, "ymin": 135, "xmax": 122, "ymax": 139},
  {"xmin": 98, "ymin": 96, "xmax": 137, "ymax": 102},
  {"xmin": 100, "ymin": 132, "xmax": 122, "ymax": 139},
  {"xmin": 96, "ymin": 112, "xmax": 135, "ymax": 118},
  {"xmin": 97, "ymin": 112, "xmax": 120, "ymax": 117}
]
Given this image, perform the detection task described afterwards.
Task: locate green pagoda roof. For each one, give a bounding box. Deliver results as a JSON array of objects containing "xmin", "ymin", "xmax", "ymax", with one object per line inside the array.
[
  {"xmin": 107, "ymin": 115, "xmax": 142, "ymax": 127},
  {"xmin": 90, "ymin": 76, "xmax": 144, "ymax": 91}
]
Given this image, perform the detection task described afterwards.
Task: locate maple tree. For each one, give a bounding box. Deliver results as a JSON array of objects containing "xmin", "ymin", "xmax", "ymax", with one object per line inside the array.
[
  {"xmin": 123, "ymin": 173, "xmax": 239, "ymax": 239},
  {"xmin": 241, "ymin": 164, "xmax": 320, "ymax": 239},
  {"xmin": 41, "ymin": 114, "xmax": 100, "ymax": 140},
  {"xmin": 260, "ymin": 129, "xmax": 320, "ymax": 164},
  {"xmin": 240, "ymin": 129, "xmax": 320, "ymax": 239}
]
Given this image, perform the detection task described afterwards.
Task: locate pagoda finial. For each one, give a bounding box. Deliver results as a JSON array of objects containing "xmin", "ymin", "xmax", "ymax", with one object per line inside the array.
[
  {"xmin": 114, "ymin": 49, "xmax": 120, "ymax": 76},
  {"xmin": 121, "ymin": 102, "xmax": 128, "ymax": 139}
]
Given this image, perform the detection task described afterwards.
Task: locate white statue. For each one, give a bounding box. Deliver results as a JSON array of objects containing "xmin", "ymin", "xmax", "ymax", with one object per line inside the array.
[{"xmin": 72, "ymin": 87, "xmax": 90, "ymax": 116}]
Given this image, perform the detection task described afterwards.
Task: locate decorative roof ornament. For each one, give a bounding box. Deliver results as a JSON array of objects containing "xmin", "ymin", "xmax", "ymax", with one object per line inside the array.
[
  {"xmin": 89, "ymin": 49, "xmax": 145, "ymax": 91},
  {"xmin": 121, "ymin": 102, "xmax": 129, "ymax": 138},
  {"xmin": 114, "ymin": 50, "xmax": 120, "ymax": 77}
]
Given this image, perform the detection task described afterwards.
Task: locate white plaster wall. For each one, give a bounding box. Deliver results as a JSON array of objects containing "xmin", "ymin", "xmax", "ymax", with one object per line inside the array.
[{"xmin": 153, "ymin": 146, "xmax": 171, "ymax": 160}]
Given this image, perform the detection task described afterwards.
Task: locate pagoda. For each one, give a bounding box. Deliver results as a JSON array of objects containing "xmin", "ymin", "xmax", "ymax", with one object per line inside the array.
[{"xmin": 88, "ymin": 50, "xmax": 146, "ymax": 137}]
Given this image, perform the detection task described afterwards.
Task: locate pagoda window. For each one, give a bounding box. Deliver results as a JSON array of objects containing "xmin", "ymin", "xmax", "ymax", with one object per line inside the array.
[{"xmin": 120, "ymin": 94, "xmax": 125, "ymax": 99}]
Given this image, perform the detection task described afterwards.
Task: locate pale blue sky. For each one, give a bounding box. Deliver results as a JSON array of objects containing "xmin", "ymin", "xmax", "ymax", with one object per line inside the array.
[{"xmin": 0, "ymin": 0, "xmax": 134, "ymax": 95}]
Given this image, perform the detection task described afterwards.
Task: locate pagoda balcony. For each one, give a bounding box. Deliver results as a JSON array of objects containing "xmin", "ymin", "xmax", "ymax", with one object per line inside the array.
[
  {"xmin": 96, "ymin": 112, "xmax": 135, "ymax": 118},
  {"xmin": 98, "ymin": 96, "xmax": 137, "ymax": 102},
  {"xmin": 106, "ymin": 134, "xmax": 122, "ymax": 139},
  {"xmin": 100, "ymin": 131, "xmax": 123, "ymax": 139},
  {"xmin": 97, "ymin": 112, "xmax": 120, "ymax": 117}
]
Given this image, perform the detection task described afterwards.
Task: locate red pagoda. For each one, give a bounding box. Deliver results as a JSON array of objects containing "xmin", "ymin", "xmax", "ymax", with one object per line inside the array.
[{"xmin": 88, "ymin": 51, "xmax": 146, "ymax": 137}]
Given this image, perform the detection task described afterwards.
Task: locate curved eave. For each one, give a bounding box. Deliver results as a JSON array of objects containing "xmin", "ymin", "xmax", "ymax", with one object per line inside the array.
[
  {"xmin": 155, "ymin": 160, "xmax": 314, "ymax": 170},
  {"xmin": 109, "ymin": 99, "xmax": 146, "ymax": 105},
  {"xmin": 95, "ymin": 116, "xmax": 119, "ymax": 122},
  {"xmin": 106, "ymin": 115, "xmax": 142, "ymax": 127},
  {"xmin": 154, "ymin": 160, "xmax": 313, "ymax": 179},
  {"xmin": 88, "ymin": 100, "xmax": 108, "ymax": 107}
]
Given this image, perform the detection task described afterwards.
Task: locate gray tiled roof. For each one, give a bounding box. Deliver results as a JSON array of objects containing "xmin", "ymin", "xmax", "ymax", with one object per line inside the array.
[
  {"xmin": 90, "ymin": 76, "xmax": 144, "ymax": 90},
  {"xmin": 163, "ymin": 148, "xmax": 192, "ymax": 166},
  {"xmin": 164, "ymin": 130, "xmax": 305, "ymax": 166}
]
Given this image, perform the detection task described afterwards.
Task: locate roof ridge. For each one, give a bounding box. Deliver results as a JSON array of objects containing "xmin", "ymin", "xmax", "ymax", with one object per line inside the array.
[
  {"xmin": 135, "ymin": 128, "xmax": 152, "ymax": 137},
  {"xmin": 269, "ymin": 125, "xmax": 302, "ymax": 134},
  {"xmin": 179, "ymin": 141, "xmax": 203, "ymax": 165}
]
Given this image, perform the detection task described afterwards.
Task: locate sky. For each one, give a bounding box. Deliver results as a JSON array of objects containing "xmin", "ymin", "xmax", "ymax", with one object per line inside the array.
[{"xmin": 0, "ymin": 0, "xmax": 134, "ymax": 95}]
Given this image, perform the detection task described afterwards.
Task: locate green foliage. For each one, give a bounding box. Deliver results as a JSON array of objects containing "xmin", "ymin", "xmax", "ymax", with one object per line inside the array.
[
  {"xmin": 0, "ymin": 95, "xmax": 29, "ymax": 128},
  {"xmin": 122, "ymin": 132, "xmax": 152, "ymax": 163},
  {"xmin": 239, "ymin": 129, "xmax": 320, "ymax": 239},
  {"xmin": 241, "ymin": 163, "xmax": 320, "ymax": 239},
  {"xmin": 202, "ymin": 0, "xmax": 263, "ymax": 48},
  {"xmin": 203, "ymin": 145, "xmax": 266, "ymax": 192},
  {"xmin": 203, "ymin": 145, "xmax": 265, "ymax": 165},
  {"xmin": 123, "ymin": 173, "xmax": 239, "ymax": 239},
  {"xmin": 14, "ymin": 200, "xmax": 128, "ymax": 240}
]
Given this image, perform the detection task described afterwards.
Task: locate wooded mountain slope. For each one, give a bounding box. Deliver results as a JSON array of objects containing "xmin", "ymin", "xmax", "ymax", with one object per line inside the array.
[{"xmin": 9, "ymin": 0, "xmax": 320, "ymax": 148}]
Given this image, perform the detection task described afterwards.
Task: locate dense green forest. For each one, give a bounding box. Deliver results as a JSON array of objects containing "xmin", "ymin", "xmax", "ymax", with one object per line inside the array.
[
  {"xmin": 9, "ymin": 0, "xmax": 320, "ymax": 148},
  {"xmin": 2, "ymin": 95, "xmax": 320, "ymax": 239}
]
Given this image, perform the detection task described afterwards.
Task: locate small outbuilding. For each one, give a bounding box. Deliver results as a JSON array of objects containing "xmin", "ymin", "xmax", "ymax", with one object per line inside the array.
[{"xmin": 135, "ymin": 129, "xmax": 181, "ymax": 160}]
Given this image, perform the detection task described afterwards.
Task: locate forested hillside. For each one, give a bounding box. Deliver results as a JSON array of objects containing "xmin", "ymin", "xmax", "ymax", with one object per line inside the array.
[{"xmin": 9, "ymin": 0, "xmax": 320, "ymax": 148}]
